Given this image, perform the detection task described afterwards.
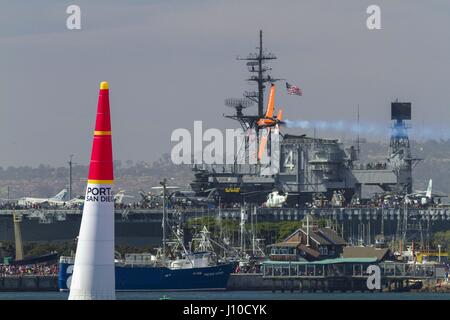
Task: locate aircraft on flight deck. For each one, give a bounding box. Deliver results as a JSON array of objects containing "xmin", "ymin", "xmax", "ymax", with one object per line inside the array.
[
  {"xmin": 16, "ymin": 189, "xmax": 68, "ymax": 206},
  {"xmin": 404, "ymin": 179, "xmax": 446, "ymax": 206},
  {"xmin": 265, "ymin": 190, "xmax": 288, "ymax": 208}
]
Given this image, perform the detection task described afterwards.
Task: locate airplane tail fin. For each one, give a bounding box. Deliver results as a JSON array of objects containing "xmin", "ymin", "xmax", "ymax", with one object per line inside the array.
[
  {"xmin": 52, "ymin": 189, "xmax": 68, "ymax": 201},
  {"xmin": 264, "ymin": 84, "xmax": 275, "ymax": 119},
  {"xmin": 276, "ymin": 109, "xmax": 283, "ymax": 121},
  {"xmin": 115, "ymin": 193, "xmax": 125, "ymax": 204},
  {"xmin": 426, "ymin": 179, "xmax": 432, "ymax": 198},
  {"xmin": 114, "ymin": 190, "xmax": 133, "ymax": 203}
]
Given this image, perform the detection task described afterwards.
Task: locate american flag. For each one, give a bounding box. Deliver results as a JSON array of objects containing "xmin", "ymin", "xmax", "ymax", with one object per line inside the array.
[{"xmin": 286, "ymin": 82, "xmax": 303, "ymax": 96}]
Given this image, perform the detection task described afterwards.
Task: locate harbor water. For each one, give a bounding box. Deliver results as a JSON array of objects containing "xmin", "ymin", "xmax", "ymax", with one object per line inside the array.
[{"xmin": 0, "ymin": 291, "xmax": 448, "ymax": 300}]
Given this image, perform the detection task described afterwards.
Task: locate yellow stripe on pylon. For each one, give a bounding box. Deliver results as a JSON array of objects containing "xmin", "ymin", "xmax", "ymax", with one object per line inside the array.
[
  {"xmin": 88, "ymin": 179, "xmax": 114, "ymax": 185},
  {"xmin": 94, "ymin": 131, "xmax": 112, "ymax": 136}
]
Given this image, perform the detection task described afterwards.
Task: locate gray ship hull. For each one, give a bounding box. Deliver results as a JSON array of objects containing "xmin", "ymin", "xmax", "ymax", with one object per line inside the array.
[
  {"xmin": 0, "ymin": 209, "xmax": 164, "ymax": 246},
  {"xmin": 1, "ymin": 207, "xmax": 450, "ymax": 247}
]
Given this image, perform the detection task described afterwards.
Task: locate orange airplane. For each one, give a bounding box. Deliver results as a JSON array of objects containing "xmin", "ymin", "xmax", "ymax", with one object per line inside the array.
[{"xmin": 257, "ymin": 84, "xmax": 284, "ymax": 161}]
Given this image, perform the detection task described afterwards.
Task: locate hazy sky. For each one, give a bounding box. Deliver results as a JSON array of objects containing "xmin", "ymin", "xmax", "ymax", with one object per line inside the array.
[{"xmin": 1, "ymin": 1, "xmax": 450, "ymax": 166}]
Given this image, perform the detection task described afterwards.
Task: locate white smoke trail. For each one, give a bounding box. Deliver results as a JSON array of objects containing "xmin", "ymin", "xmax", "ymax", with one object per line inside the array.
[
  {"xmin": 284, "ymin": 119, "xmax": 386, "ymax": 136},
  {"xmin": 285, "ymin": 119, "xmax": 450, "ymax": 141}
]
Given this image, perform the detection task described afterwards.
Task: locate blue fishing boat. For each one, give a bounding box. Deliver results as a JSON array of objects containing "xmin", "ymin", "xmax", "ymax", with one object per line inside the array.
[{"xmin": 58, "ymin": 252, "xmax": 234, "ymax": 291}]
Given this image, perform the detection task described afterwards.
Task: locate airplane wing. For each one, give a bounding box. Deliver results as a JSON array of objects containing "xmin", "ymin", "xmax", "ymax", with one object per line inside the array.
[
  {"xmin": 151, "ymin": 186, "xmax": 180, "ymax": 189},
  {"xmin": 51, "ymin": 189, "xmax": 68, "ymax": 201},
  {"xmin": 407, "ymin": 192, "xmax": 446, "ymax": 198},
  {"xmin": 264, "ymin": 84, "xmax": 275, "ymax": 119},
  {"xmin": 430, "ymin": 193, "xmax": 447, "ymax": 198},
  {"xmin": 258, "ymin": 128, "xmax": 270, "ymax": 161},
  {"xmin": 20, "ymin": 198, "xmax": 48, "ymax": 204},
  {"xmin": 67, "ymin": 196, "xmax": 85, "ymax": 203}
]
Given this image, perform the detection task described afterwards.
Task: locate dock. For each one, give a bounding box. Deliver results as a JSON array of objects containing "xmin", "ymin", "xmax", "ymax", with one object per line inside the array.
[
  {"xmin": 0, "ymin": 276, "xmax": 58, "ymax": 292},
  {"xmin": 261, "ymin": 259, "xmax": 443, "ymax": 292}
]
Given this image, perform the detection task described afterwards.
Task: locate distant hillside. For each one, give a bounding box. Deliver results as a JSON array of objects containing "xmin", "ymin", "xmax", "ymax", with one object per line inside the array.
[
  {"xmin": 1, "ymin": 139, "xmax": 450, "ymax": 199},
  {"xmin": 0, "ymin": 153, "xmax": 193, "ymax": 199}
]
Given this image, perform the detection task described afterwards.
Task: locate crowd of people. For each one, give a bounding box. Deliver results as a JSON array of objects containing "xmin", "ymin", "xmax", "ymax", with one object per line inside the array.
[
  {"xmin": 0, "ymin": 264, "xmax": 58, "ymax": 276},
  {"xmin": 0, "ymin": 202, "xmax": 25, "ymax": 210},
  {"xmin": 357, "ymin": 162, "xmax": 388, "ymax": 170},
  {"xmin": 234, "ymin": 264, "xmax": 261, "ymax": 274},
  {"xmin": 0, "ymin": 202, "xmax": 66, "ymax": 210}
]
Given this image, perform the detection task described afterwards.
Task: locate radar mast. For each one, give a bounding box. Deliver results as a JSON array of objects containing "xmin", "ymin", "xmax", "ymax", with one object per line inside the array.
[{"xmin": 225, "ymin": 30, "xmax": 282, "ymax": 131}]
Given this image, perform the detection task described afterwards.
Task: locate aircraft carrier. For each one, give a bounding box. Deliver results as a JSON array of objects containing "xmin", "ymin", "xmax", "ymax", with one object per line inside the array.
[
  {"xmin": 190, "ymin": 30, "xmax": 415, "ymax": 206},
  {"xmin": 1, "ymin": 30, "xmax": 450, "ymax": 249}
]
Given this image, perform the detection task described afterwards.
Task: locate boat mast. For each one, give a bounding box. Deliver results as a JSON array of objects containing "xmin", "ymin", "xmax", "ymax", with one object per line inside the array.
[
  {"xmin": 161, "ymin": 178, "xmax": 167, "ymax": 260},
  {"xmin": 252, "ymin": 205, "xmax": 256, "ymax": 256},
  {"xmin": 240, "ymin": 203, "xmax": 246, "ymax": 253}
]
